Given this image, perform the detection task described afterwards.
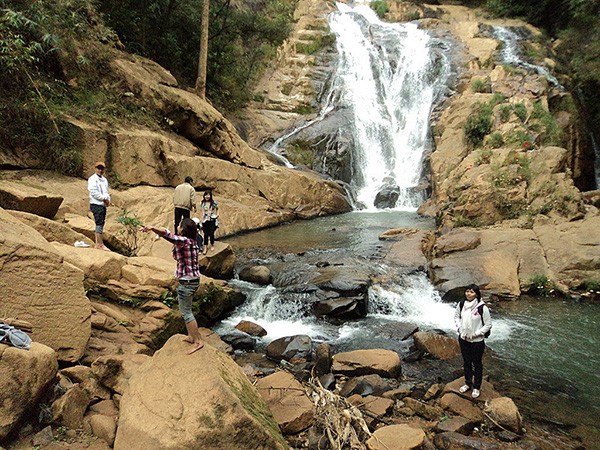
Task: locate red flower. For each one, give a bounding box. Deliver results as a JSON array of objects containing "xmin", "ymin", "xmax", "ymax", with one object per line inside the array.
[{"xmin": 523, "ymin": 141, "xmax": 532, "ymax": 150}]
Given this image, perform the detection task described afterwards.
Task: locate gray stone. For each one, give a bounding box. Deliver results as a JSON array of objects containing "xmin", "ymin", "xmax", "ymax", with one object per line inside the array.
[{"xmin": 266, "ymin": 335, "xmax": 312, "ymax": 361}]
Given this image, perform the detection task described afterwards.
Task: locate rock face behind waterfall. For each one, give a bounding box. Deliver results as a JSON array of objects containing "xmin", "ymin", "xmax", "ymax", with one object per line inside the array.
[{"xmin": 114, "ymin": 336, "xmax": 287, "ymax": 450}]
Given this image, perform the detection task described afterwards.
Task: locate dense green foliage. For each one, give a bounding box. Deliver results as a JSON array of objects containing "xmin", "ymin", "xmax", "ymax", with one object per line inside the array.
[
  {"xmin": 480, "ymin": 0, "xmax": 600, "ymax": 146},
  {"xmin": 97, "ymin": 0, "xmax": 295, "ymax": 110},
  {"xmin": 0, "ymin": 0, "xmax": 154, "ymax": 175}
]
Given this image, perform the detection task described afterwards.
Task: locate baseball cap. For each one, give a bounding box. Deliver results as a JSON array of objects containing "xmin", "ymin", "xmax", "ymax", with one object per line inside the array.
[{"xmin": 95, "ymin": 161, "xmax": 106, "ymax": 169}]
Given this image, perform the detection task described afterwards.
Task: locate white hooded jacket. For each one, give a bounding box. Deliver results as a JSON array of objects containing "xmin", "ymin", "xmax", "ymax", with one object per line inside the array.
[{"xmin": 454, "ymin": 299, "xmax": 492, "ymax": 343}]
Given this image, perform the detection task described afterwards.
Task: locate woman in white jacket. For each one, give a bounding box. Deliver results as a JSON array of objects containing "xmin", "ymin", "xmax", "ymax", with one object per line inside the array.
[{"xmin": 454, "ymin": 284, "xmax": 492, "ymax": 398}]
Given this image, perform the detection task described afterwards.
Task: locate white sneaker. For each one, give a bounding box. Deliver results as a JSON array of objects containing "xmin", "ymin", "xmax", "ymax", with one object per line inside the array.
[
  {"xmin": 459, "ymin": 385, "xmax": 471, "ymax": 393},
  {"xmin": 74, "ymin": 241, "xmax": 90, "ymax": 248},
  {"xmin": 472, "ymin": 389, "xmax": 480, "ymax": 398}
]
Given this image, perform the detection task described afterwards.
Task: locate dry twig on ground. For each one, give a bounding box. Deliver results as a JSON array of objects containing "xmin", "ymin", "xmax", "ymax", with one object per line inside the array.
[{"xmin": 304, "ymin": 377, "xmax": 372, "ymax": 450}]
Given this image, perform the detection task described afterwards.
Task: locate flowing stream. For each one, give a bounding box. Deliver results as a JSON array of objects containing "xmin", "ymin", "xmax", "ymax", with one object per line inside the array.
[{"xmin": 221, "ymin": 3, "xmax": 600, "ymax": 439}]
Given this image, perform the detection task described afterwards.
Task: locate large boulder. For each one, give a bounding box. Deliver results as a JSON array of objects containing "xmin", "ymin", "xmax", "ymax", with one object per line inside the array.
[
  {"xmin": 0, "ymin": 180, "xmax": 63, "ymax": 218},
  {"xmin": 255, "ymin": 371, "xmax": 314, "ymax": 434},
  {"xmin": 484, "ymin": 397, "xmax": 522, "ymax": 433},
  {"xmin": 533, "ymin": 215, "xmax": 600, "ymax": 288},
  {"xmin": 266, "ymin": 335, "xmax": 313, "ymax": 361},
  {"xmin": 51, "ymin": 242, "xmax": 127, "ymax": 283},
  {"xmin": 429, "ymin": 227, "xmax": 545, "ymax": 298},
  {"xmin": 199, "ymin": 242, "xmax": 236, "ymax": 279},
  {"xmin": 380, "ymin": 229, "xmax": 430, "ymax": 271},
  {"xmin": 0, "ymin": 208, "xmax": 91, "ymax": 361},
  {"xmin": 413, "ymin": 331, "xmax": 461, "ymax": 360},
  {"xmin": 0, "ymin": 343, "xmax": 58, "ymax": 440},
  {"xmin": 114, "ymin": 336, "xmax": 287, "ymax": 450},
  {"xmin": 238, "ymin": 265, "xmax": 273, "ymax": 285},
  {"xmin": 332, "ymin": 349, "xmax": 401, "ymax": 378},
  {"xmin": 9, "ymin": 211, "xmax": 94, "ymax": 247}
]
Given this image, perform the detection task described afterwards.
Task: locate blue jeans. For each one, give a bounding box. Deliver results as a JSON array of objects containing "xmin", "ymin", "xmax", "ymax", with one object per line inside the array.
[{"xmin": 177, "ymin": 279, "xmax": 200, "ymax": 323}]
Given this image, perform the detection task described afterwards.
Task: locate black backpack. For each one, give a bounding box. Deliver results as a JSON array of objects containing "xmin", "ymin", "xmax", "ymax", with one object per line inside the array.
[{"xmin": 459, "ymin": 300, "xmax": 491, "ymax": 338}]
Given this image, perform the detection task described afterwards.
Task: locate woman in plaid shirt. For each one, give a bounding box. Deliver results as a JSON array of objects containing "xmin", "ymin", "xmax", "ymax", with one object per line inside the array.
[{"xmin": 143, "ymin": 218, "xmax": 204, "ymax": 354}]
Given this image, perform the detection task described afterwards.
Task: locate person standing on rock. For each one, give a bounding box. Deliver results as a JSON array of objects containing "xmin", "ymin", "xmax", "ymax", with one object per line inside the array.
[
  {"xmin": 454, "ymin": 284, "xmax": 492, "ymax": 399},
  {"xmin": 200, "ymin": 189, "xmax": 218, "ymax": 255},
  {"xmin": 173, "ymin": 176, "xmax": 197, "ymax": 232},
  {"xmin": 142, "ymin": 218, "xmax": 204, "ymax": 354},
  {"xmin": 88, "ymin": 161, "xmax": 111, "ymax": 250}
]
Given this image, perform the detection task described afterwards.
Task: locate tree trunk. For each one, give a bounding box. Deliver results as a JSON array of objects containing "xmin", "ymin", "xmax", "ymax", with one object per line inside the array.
[{"xmin": 195, "ymin": 0, "xmax": 210, "ymax": 99}]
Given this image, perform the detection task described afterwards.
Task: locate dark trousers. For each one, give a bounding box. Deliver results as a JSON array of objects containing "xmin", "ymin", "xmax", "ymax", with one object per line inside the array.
[
  {"xmin": 174, "ymin": 207, "xmax": 190, "ymax": 232},
  {"xmin": 202, "ymin": 220, "xmax": 216, "ymax": 246},
  {"xmin": 458, "ymin": 338, "xmax": 485, "ymax": 389},
  {"xmin": 90, "ymin": 204, "xmax": 107, "ymax": 233}
]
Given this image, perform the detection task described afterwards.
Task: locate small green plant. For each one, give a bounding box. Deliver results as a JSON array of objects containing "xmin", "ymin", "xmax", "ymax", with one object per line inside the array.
[
  {"xmin": 464, "ymin": 102, "xmax": 493, "ymax": 147},
  {"xmin": 487, "ymin": 132, "xmax": 504, "ymax": 149},
  {"xmin": 285, "ymin": 139, "xmax": 316, "ymax": 168},
  {"xmin": 528, "ymin": 275, "xmax": 562, "ymax": 297},
  {"xmin": 292, "ymin": 103, "xmax": 315, "ymax": 115},
  {"xmin": 453, "ymin": 214, "xmax": 482, "ymax": 228},
  {"xmin": 471, "ymin": 78, "xmax": 490, "ymax": 93},
  {"xmin": 581, "ymin": 280, "xmax": 600, "ymax": 291},
  {"xmin": 160, "ymin": 290, "xmax": 176, "ymax": 308},
  {"xmin": 476, "ymin": 148, "xmax": 493, "ymax": 165},
  {"xmin": 54, "ymin": 425, "xmax": 68, "ymax": 441},
  {"xmin": 499, "ymin": 104, "xmax": 512, "ymax": 122},
  {"xmin": 370, "ymin": 0, "xmax": 389, "ymax": 18},
  {"xmin": 530, "ymin": 100, "xmax": 563, "ymax": 145},
  {"xmin": 295, "ymin": 33, "xmax": 336, "ymax": 55},
  {"xmin": 512, "ymin": 103, "xmax": 528, "ymax": 122},
  {"xmin": 115, "ymin": 208, "xmax": 143, "ymax": 256},
  {"xmin": 505, "ymin": 129, "xmax": 533, "ymax": 149},
  {"xmin": 516, "ymin": 153, "xmax": 531, "ymax": 182},
  {"xmin": 119, "ymin": 297, "xmax": 142, "ymax": 307}
]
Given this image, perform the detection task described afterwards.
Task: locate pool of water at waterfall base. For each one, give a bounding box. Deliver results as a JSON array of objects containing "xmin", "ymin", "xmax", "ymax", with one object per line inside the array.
[{"xmin": 222, "ymin": 211, "xmax": 600, "ymax": 436}]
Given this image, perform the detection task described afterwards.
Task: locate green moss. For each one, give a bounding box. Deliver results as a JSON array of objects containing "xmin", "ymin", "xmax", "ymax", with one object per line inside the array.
[{"xmin": 218, "ymin": 356, "xmax": 287, "ymax": 447}]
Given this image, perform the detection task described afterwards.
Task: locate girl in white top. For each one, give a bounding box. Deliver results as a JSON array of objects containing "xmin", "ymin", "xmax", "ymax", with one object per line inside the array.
[{"xmin": 454, "ymin": 284, "xmax": 492, "ymax": 398}]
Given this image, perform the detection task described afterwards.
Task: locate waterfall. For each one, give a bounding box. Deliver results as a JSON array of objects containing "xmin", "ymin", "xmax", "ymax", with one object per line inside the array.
[
  {"xmin": 328, "ymin": 3, "xmax": 451, "ymax": 209},
  {"xmin": 491, "ymin": 26, "xmax": 563, "ymax": 89}
]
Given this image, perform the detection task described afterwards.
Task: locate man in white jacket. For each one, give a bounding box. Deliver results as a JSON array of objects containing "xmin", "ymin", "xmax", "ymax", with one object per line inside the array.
[{"xmin": 88, "ymin": 161, "xmax": 111, "ymax": 250}]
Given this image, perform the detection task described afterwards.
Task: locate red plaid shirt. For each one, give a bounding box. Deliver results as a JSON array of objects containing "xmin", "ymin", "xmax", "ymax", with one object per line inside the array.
[{"xmin": 164, "ymin": 231, "xmax": 200, "ymax": 279}]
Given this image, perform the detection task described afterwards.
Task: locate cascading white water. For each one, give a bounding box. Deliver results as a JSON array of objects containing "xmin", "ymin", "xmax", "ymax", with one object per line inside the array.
[
  {"xmin": 491, "ymin": 26, "xmax": 562, "ymax": 88},
  {"xmin": 328, "ymin": 3, "xmax": 449, "ymax": 209}
]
